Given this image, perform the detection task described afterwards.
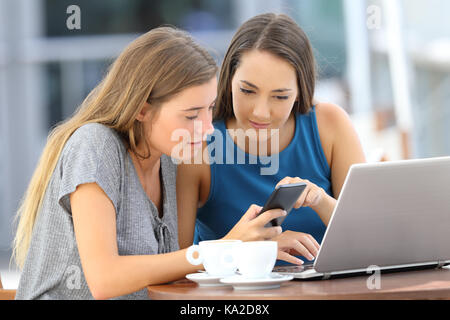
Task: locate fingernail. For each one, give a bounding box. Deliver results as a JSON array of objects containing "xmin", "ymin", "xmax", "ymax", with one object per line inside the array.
[{"xmin": 282, "ymin": 210, "xmax": 287, "ymax": 215}]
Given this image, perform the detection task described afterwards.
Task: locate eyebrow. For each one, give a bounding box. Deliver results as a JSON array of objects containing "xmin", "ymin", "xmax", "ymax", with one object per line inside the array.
[
  {"xmin": 182, "ymin": 98, "xmax": 217, "ymax": 112},
  {"xmin": 240, "ymin": 80, "xmax": 292, "ymax": 93}
]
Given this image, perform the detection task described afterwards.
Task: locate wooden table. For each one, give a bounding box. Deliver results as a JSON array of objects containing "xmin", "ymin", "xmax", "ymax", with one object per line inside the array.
[{"xmin": 148, "ymin": 267, "xmax": 450, "ymax": 300}]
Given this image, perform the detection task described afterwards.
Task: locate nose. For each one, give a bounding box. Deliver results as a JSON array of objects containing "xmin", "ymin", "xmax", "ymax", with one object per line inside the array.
[
  {"xmin": 252, "ymin": 99, "xmax": 271, "ymax": 121},
  {"xmin": 203, "ymin": 111, "xmax": 214, "ymax": 136},
  {"xmin": 194, "ymin": 110, "xmax": 214, "ymax": 139},
  {"xmin": 204, "ymin": 121, "xmax": 215, "ymax": 137}
]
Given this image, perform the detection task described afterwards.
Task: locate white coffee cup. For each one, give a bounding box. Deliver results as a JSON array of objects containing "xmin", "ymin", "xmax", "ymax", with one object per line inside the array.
[
  {"xmin": 227, "ymin": 241, "xmax": 278, "ymax": 279},
  {"xmin": 186, "ymin": 240, "xmax": 242, "ymax": 277}
]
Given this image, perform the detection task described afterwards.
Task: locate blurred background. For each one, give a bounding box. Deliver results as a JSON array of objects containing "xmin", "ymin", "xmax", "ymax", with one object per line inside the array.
[{"xmin": 0, "ymin": 0, "xmax": 449, "ymax": 288}]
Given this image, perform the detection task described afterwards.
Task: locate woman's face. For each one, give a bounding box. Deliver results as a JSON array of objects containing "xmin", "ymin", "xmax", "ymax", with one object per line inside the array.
[
  {"xmin": 231, "ymin": 50, "xmax": 298, "ymax": 135},
  {"xmin": 138, "ymin": 76, "xmax": 217, "ymax": 162}
]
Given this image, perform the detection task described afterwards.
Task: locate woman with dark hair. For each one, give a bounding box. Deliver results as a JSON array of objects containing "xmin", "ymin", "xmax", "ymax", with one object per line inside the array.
[{"xmin": 177, "ymin": 13, "xmax": 366, "ymax": 264}]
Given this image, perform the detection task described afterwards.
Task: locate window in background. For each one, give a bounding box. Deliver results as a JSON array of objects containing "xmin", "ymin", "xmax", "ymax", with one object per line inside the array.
[
  {"xmin": 44, "ymin": 0, "xmax": 234, "ymax": 36},
  {"xmin": 285, "ymin": 0, "xmax": 349, "ymax": 112},
  {"xmin": 368, "ymin": 0, "xmax": 450, "ymax": 158},
  {"xmin": 286, "ymin": 0, "xmax": 347, "ymax": 78},
  {"xmin": 402, "ymin": 0, "xmax": 450, "ymax": 158},
  {"xmin": 45, "ymin": 59, "xmax": 113, "ymax": 130},
  {"xmin": 45, "ymin": 62, "xmax": 62, "ymax": 129},
  {"xmin": 43, "ymin": 0, "xmax": 235, "ymax": 130}
]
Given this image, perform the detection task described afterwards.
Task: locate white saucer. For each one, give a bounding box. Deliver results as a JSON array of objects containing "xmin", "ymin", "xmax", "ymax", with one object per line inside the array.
[
  {"xmin": 219, "ymin": 273, "xmax": 293, "ymax": 290},
  {"xmin": 186, "ymin": 272, "xmax": 233, "ymax": 287}
]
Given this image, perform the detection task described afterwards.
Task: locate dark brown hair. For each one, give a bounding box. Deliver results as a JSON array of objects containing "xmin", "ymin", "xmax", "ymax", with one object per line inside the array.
[{"xmin": 215, "ymin": 13, "xmax": 317, "ymax": 120}]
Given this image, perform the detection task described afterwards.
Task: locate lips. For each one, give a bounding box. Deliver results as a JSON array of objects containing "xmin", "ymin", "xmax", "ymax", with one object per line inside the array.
[{"xmin": 249, "ymin": 120, "xmax": 270, "ymax": 129}]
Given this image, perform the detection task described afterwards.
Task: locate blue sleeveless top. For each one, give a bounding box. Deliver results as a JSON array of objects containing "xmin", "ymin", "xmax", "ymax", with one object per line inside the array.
[{"xmin": 194, "ymin": 106, "xmax": 332, "ymax": 262}]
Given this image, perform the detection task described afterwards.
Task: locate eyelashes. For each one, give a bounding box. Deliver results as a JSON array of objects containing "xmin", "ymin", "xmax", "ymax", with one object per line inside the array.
[
  {"xmin": 185, "ymin": 105, "xmax": 215, "ymax": 120},
  {"xmin": 240, "ymin": 88, "xmax": 254, "ymax": 95},
  {"xmin": 239, "ymin": 88, "xmax": 289, "ymax": 100}
]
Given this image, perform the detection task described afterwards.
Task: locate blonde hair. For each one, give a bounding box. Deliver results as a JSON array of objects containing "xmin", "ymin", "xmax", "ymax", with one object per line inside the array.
[{"xmin": 12, "ymin": 26, "xmax": 218, "ymax": 269}]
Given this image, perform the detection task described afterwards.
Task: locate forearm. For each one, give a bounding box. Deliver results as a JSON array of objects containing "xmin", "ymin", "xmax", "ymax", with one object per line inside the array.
[
  {"xmin": 176, "ymin": 163, "xmax": 202, "ymax": 249},
  {"xmin": 310, "ymin": 190, "xmax": 336, "ymax": 226},
  {"xmin": 89, "ymin": 248, "xmax": 201, "ymax": 299},
  {"xmin": 178, "ymin": 222, "xmax": 196, "ymax": 249}
]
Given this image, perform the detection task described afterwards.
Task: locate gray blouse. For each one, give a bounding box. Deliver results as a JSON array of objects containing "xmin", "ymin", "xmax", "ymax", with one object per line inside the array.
[{"xmin": 15, "ymin": 123, "xmax": 179, "ymax": 300}]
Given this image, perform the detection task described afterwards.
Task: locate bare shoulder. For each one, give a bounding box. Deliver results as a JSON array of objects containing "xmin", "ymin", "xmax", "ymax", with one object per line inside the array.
[
  {"xmin": 316, "ymin": 101, "xmax": 358, "ymax": 142},
  {"xmin": 315, "ymin": 101, "xmax": 352, "ymax": 130},
  {"xmin": 314, "ymin": 102, "xmax": 366, "ymax": 196},
  {"xmin": 313, "ymin": 102, "xmax": 346, "ymax": 166}
]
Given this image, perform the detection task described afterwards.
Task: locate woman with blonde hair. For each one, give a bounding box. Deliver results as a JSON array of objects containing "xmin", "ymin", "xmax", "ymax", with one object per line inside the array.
[{"xmin": 12, "ymin": 26, "xmax": 289, "ymax": 300}]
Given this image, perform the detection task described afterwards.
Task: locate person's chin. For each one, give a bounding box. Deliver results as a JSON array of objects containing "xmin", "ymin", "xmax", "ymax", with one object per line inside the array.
[{"xmin": 180, "ymin": 144, "xmax": 203, "ymax": 162}]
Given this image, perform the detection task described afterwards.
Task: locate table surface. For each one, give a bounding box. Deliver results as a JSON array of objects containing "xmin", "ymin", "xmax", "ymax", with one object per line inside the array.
[{"xmin": 148, "ymin": 267, "xmax": 450, "ymax": 300}]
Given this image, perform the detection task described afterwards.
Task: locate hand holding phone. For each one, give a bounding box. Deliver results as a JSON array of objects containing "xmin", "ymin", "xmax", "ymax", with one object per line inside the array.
[{"xmin": 259, "ymin": 182, "xmax": 307, "ymax": 227}]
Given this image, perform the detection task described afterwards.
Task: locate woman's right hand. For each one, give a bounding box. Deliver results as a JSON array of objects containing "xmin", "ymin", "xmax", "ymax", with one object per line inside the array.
[{"xmin": 222, "ymin": 204, "xmax": 286, "ymax": 242}]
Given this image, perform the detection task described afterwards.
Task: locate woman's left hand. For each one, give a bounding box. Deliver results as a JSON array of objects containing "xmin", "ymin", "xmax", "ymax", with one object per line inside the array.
[
  {"xmin": 272, "ymin": 230, "xmax": 321, "ymax": 265},
  {"xmin": 276, "ymin": 176, "xmax": 325, "ymax": 209}
]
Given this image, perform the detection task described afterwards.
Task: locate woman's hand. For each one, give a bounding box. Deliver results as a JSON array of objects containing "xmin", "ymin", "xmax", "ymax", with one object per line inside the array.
[
  {"xmin": 276, "ymin": 176, "xmax": 336, "ymax": 226},
  {"xmin": 276, "ymin": 176, "xmax": 325, "ymax": 209},
  {"xmin": 223, "ymin": 204, "xmax": 286, "ymax": 242},
  {"xmin": 222, "ymin": 204, "xmax": 320, "ymax": 266},
  {"xmin": 272, "ymin": 230, "xmax": 320, "ymax": 265}
]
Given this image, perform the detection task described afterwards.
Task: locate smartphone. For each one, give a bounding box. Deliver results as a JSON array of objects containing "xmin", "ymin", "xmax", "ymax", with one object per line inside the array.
[{"xmin": 259, "ymin": 182, "xmax": 307, "ymax": 227}]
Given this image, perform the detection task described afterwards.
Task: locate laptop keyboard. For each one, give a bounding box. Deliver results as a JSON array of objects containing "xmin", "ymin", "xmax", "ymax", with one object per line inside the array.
[{"xmin": 274, "ymin": 263, "xmax": 315, "ymax": 273}]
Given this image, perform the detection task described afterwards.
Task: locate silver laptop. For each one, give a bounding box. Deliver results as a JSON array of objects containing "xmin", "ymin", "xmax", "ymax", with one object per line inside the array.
[{"xmin": 274, "ymin": 156, "xmax": 450, "ymax": 280}]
